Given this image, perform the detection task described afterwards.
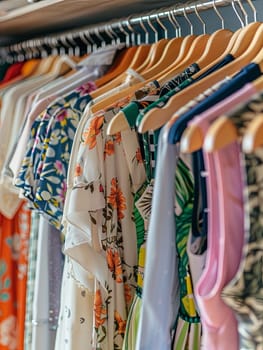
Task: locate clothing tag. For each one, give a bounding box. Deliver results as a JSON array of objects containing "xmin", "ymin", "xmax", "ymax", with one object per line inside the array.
[{"xmin": 126, "ymin": 68, "xmax": 145, "ymax": 82}]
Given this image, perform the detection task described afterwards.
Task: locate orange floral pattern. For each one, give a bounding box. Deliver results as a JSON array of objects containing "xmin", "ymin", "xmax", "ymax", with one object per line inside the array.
[
  {"xmin": 107, "ymin": 178, "xmax": 127, "ymax": 220},
  {"xmin": 106, "ymin": 248, "xmax": 123, "ymax": 283},
  {"xmin": 135, "ymin": 148, "xmax": 144, "ymax": 164},
  {"xmin": 83, "ymin": 115, "xmax": 104, "ymax": 149},
  {"xmin": 114, "ymin": 132, "xmax": 122, "ymax": 144},
  {"xmin": 74, "ymin": 163, "xmax": 82, "ymax": 177},
  {"xmin": 94, "ymin": 290, "xmax": 107, "ymax": 329},
  {"xmin": 124, "ymin": 283, "xmax": 132, "ymax": 305},
  {"xmin": 114, "ymin": 311, "xmax": 126, "ymax": 335},
  {"xmin": 104, "ymin": 140, "xmax": 114, "ymax": 159}
]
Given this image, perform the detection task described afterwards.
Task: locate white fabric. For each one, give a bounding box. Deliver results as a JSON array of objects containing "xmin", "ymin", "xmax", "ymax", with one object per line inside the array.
[{"xmin": 32, "ymin": 216, "xmax": 56, "ymax": 350}]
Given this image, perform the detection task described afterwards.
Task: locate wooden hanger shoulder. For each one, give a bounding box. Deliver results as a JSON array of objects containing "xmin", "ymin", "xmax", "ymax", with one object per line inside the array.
[
  {"xmin": 158, "ymin": 34, "xmax": 210, "ymax": 85},
  {"xmin": 155, "ymin": 35, "xmax": 196, "ymax": 82},
  {"xmin": 107, "ymin": 110, "xmax": 130, "ymax": 135},
  {"xmin": 140, "ymin": 37, "xmax": 184, "ymax": 80},
  {"xmin": 94, "ymin": 46, "xmax": 137, "ymax": 89},
  {"xmin": 197, "ymin": 29, "xmax": 233, "ymax": 68},
  {"xmin": 193, "ymin": 28, "xmax": 240, "ymax": 79},
  {"xmin": 242, "ymin": 114, "xmax": 263, "ymax": 153},
  {"xmin": 203, "ymin": 115, "xmax": 238, "ymax": 152},
  {"xmin": 180, "ymin": 124, "xmax": 204, "ymax": 153},
  {"xmin": 90, "ymin": 79, "xmax": 147, "ymax": 114}
]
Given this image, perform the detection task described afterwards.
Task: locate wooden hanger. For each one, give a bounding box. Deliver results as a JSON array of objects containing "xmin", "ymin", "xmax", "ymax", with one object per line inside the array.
[
  {"xmin": 203, "ymin": 115, "xmax": 238, "ymax": 152},
  {"xmin": 138, "ymin": 37, "xmax": 184, "ymax": 80},
  {"xmin": 183, "ymin": 48, "xmax": 263, "ymax": 154},
  {"xmin": 107, "ymin": 29, "xmax": 232, "ymax": 135},
  {"xmin": 242, "ymin": 113, "xmax": 263, "ymax": 153},
  {"xmin": 105, "ymin": 34, "xmax": 198, "ymax": 135},
  {"xmin": 180, "ymin": 123, "xmax": 204, "ymax": 153},
  {"xmin": 138, "ymin": 22, "xmax": 262, "ymax": 134},
  {"xmin": 90, "ymin": 44, "xmax": 150, "ymax": 98},
  {"xmin": 94, "ymin": 46, "xmax": 137, "ymax": 88},
  {"xmin": 90, "ymin": 29, "xmax": 170, "ymax": 110},
  {"xmin": 47, "ymin": 55, "xmax": 77, "ymax": 76},
  {"xmin": 252, "ymin": 73, "xmax": 263, "ymax": 91},
  {"xmin": 202, "ymin": 28, "xmax": 263, "ymax": 152},
  {"xmin": 193, "ymin": 28, "xmax": 241, "ymax": 79},
  {"xmin": 32, "ymin": 56, "xmax": 58, "ymax": 76}
]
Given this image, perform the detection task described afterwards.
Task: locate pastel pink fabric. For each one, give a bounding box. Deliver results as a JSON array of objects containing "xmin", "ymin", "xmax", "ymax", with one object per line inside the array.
[{"xmin": 188, "ymin": 84, "xmax": 256, "ymax": 350}]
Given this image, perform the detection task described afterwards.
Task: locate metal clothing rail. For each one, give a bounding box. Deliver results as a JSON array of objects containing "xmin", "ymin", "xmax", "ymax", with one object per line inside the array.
[{"xmin": 0, "ymin": 0, "xmax": 256, "ymax": 62}]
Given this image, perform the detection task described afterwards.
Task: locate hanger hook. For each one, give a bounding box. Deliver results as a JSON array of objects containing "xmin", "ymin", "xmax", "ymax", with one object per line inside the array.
[
  {"xmin": 246, "ymin": 0, "xmax": 257, "ymax": 22},
  {"xmin": 213, "ymin": 0, "xmax": 225, "ymax": 29},
  {"xmin": 67, "ymin": 33, "xmax": 80, "ymax": 57},
  {"xmin": 238, "ymin": 0, "xmax": 249, "ymax": 26},
  {"xmin": 86, "ymin": 30, "xmax": 97, "ymax": 52},
  {"xmin": 147, "ymin": 14, "xmax": 158, "ymax": 42},
  {"xmin": 118, "ymin": 21, "xmax": 130, "ymax": 47},
  {"xmin": 155, "ymin": 12, "xmax": 168, "ymax": 39},
  {"xmin": 93, "ymin": 27, "xmax": 106, "ymax": 48},
  {"xmin": 128, "ymin": 17, "xmax": 141, "ymax": 45},
  {"xmin": 194, "ymin": 4, "xmax": 206, "ymax": 34},
  {"xmin": 126, "ymin": 18, "xmax": 137, "ymax": 46},
  {"xmin": 139, "ymin": 16, "xmax": 149, "ymax": 45},
  {"xmin": 168, "ymin": 9, "xmax": 181, "ymax": 37},
  {"xmin": 79, "ymin": 31, "xmax": 92, "ymax": 54},
  {"xmin": 104, "ymin": 24, "xmax": 115, "ymax": 45},
  {"xmin": 231, "ymin": 0, "xmax": 245, "ymax": 28},
  {"xmin": 182, "ymin": 7, "xmax": 193, "ymax": 35}
]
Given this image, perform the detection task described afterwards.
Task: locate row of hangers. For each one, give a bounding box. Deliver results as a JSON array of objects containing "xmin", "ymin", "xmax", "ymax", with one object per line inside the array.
[
  {"xmin": 2, "ymin": 0, "xmax": 263, "ymax": 154},
  {"xmin": 92, "ymin": 0, "xmax": 263, "ymax": 156}
]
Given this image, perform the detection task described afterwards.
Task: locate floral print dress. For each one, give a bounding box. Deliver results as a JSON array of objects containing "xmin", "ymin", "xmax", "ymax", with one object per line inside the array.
[{"xmin": 59, "ymin": 93, "xmax": 146, "ymax": 350}]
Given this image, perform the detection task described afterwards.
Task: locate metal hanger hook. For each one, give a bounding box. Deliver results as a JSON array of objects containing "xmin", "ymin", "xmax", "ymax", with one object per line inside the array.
[
  {"xmin": 194, "ymin": 4, "xmax": 206, "ymax": 34},
  {"xmin": 231, "ymin": 0, "xmax": 245, "ymax": 28},
  {"xmin": 146, "ymin": 13, "xmax": 159, "ymax": 43},
  {"xmin": 182, "ymin": 7, "xmax": 193, "ymax": 35},
  {"xmin": 139, "ymin": 16, "xmax": 149, "ymax": 45},
  {"xmin": 93, "ymin": 27, "xmax": 106, "ymax": 48},
  {"xmin": 155, "ymin": 12, "xmax": 168, "ymax": 39},
  {"xmin": 126, "ymin": 18, "xmax": 137, "ymax": 46},
  {"xmin": 246, "ymin": 0, "xmax": 257, "ymax": 22},
  {"xmin": 118, "ymin": 21, "xmax": 131, "ymax": 47},
  {"xmin": 168, "ymin": 9, "xmax": 181, "ymax": 37},
  {"xmin": 213, "ymin": 0, "xmax": 225, "ymax": 29}
]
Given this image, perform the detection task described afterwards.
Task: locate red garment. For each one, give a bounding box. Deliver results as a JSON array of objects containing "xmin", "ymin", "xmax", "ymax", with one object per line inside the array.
[{"xmin": 1, "ymin": 62, "xmax": 25, "ymax": 84}]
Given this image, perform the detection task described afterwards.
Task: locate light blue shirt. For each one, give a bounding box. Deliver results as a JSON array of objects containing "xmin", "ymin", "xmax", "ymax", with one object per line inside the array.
[{"xmin": 136, "ymin": 127, "xmax": 180, "ymax": 350}]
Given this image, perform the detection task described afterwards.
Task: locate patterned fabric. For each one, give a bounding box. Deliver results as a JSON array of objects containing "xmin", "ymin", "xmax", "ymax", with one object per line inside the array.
[
  {"xmin": 15, "ymin": 82, "xmax": 96, "ymax": 229},
  {"xmin": 61, "ymin": 93, "xmax": 146, "ymax": 350},
  {"xmin": 159, "ymin": 63, "xmax": 200, "ymax": 97},
  {"xmin": 24, "ymin": 211, "xmax": 40, "ymax": 350},
  {"xmin": 0, "ymin": 201, "xmax": 31, "ymax": 350},
  {"xmin": 221, "ymin": 93, "xmax": 263, "ymax": 349},
  {"xmin": 120, "ymin": 85, "xmax": 161, "ymax": 350},
  {"xmin": 173, "ymin": 157, "xmax": 201, "ymax": 350}
]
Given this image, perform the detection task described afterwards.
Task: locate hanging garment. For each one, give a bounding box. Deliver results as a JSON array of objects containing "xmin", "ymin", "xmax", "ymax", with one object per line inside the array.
[
  {"xmin": 15, "ymin": 81, "xmax": 97, "ymax": 229},
  {"xmin": 221, "ymin": 93, "xmax": 263, "ymax": 350},
  {"xmin": 0, "ymin": 201, "xmax": 31, "ymax": 350},
  {"xmin": 24, "ymin": 211, "xmax": 40, "ymax": 350},
  {"xmin": 60, "ymin": 82, "xmax": 166, "ymax": 348}
]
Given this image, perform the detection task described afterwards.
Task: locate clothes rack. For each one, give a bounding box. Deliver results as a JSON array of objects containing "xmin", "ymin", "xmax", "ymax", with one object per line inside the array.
[
  {"xmin": 0, "ymin": 1, "xmax": 263, "ymax": 350},
  {"xmin": 0, "ymin": 0, "xmax": 259, "ymax": 63}
]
